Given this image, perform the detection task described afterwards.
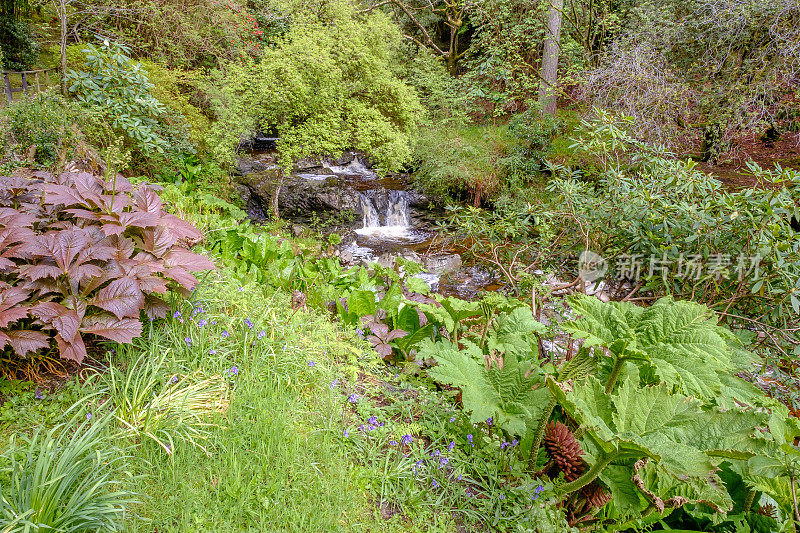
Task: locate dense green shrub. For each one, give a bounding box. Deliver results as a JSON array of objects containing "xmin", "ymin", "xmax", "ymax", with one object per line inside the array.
[
  {"xmin": 67, "ymin": 39, "xmax": 192, "ymax": 159},
  {"xmin": 0, "ymin": 171, "xmax": 214, "ymax": 364},
  {"xmin": 0, "ymin": 17, "xmax": 38, "ymax": 70},
  {"xmin": 0, "ymin": 91, "xmax": 80, "ymax": 167}
]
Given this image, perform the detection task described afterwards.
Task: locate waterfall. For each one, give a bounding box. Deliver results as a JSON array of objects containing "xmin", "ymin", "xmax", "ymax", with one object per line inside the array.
[
  {"xmin": 386, "ymin": 190, "xmax": 410, "ymax": 226},
  {"xmin": 357, "ymin": 190, "xmax": 411, "ymax": 235},
  {"xmin": 359, "ymin": 193, "xmax": 381, "ymax": 228}
]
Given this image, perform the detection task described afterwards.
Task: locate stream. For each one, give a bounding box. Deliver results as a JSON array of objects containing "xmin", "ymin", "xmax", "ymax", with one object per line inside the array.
[{"xmin": 235, "ymin": 150, "xmax": 497, "ymax": 298}]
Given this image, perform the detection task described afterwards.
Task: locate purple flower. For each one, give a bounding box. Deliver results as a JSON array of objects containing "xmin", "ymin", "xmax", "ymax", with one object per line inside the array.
[
  {"xmin": 330, "ymin": 380, "xmax": 338, "ymax": 390},
  {"xmin": 238, "ymin": 287, "xmax": 244, "ymax": 292},
  {"xmin": 348, "ymin": 394, "xmax": 358, "ymax": 403},
  {"xmin": 440, "ymin": 457, "xmax": 449, "ymax": 466},
  {"xmin": 308, "ymin": 361, "xmax": 315, "ymax": 367},
  {"xmin": 511, "ymin": 438, "xmax": 518, "ymax": 446},
  {"xmin": 359, "ymin": 424, "xmax": 366, "ymax": 432},
  {"xmin": 501, "ymin": 442, "xmax": 509, "ymax": 450},
  {"xmin": 198, "ymin": 319, "xmax": 208, "ymax": 327},
  {"xmin": 400, "ymin": 434, "xmax": 412, "ymax": 446},
  {"xmin": 448, "ymin": 441, "xmax": 455, "ymax": 451},
  {"xmin": 449, "ymin": 417, "xmax": 456, "ymax": 423},
  {"xmin": 34, "ymin": 389, "xmax": 44, "ymax": 400},
  {"xmin": 86, "ymin": 413, "xmax": 92, "ymax": 420},
  {"xmin": 173, "ymin": 311, "xmax": 181, "ymax": 318},
  {"xmin": 184, "ymin": 337, "xmax": 192, "ymax": 346},
  {"xmin": 367, "ymin": 415, "xmax": 378, "ymax": 425},
  {"xmin": 211, "ymin": 320, "xmax": 217, "ymax": 325},
  {"xmin": 355, "ymin": 328, "xmax": 364, "ymax": 338},
  {"xmin": 467, "ymin": 434, "xmax": 473, "ymax": 447},
  {"xmin": 499, "ymin": 494, "xmax": 505, "ymax": 500},
  {"xmin": 486, "ymin": 417, "xmax": 493, "ymax": 426},
  {"xmin": 534, "ymin": 485, "xmax": 544, "ymax": 494},
  {"xmin": 244, "ymin": 318, "xmax": 253, "ymax": 329},
  {"xmin": 432, "ymin": 480, "xmax": 439, "ymax": 488},
  {"xmin": 457, "ymin": 474, "xmax": 462, "ymax": 481},
  {"xmin": 390, "ymin": 440, "xmax": 398, "ymax": 446},
  {"xmin": 258, "ymin": 331, "xmax": 266, "ymax": 339},
  {"xmin": 227, "ymin": 366, "xmax": 239, "ymax": 377},
  {"xmin": 222, "ymin": 330, "xmax": 230, "ymax": 338},
  {"xmin": 343, "ymin": 429, "xmax": 349, "ymax": 437},
  {"xmin": 170, "ymin": 376, "xmax": 179, "ymax": 384},
  {"xmin": 209, "ymin": 349, "xmax": 216, "ymax": 355}
]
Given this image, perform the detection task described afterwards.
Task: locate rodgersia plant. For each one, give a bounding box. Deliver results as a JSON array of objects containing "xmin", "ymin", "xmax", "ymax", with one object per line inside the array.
[{"xmin": 0, "ymin": 171, "xmax": 214, "ymax": 364}]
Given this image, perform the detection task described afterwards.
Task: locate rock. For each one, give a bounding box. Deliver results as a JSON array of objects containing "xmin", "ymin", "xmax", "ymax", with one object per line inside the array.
[
  {"xmin": 376, "ymin": 253, "xmax": 396, "ymax": 269},
  {"xmin": 236, "ymin": 154, "xmax": 276, "ymax": 176},
  {"xmin": 294, "ymin": 158, "xmax": 323, "ymax": 171},
  {"xmin": 333, "ymin": 152, "xmax": 355, "ymax": 166},
  {"xmin": 422, "ymin": 254, "xmax": 462, "ymax": 275}
]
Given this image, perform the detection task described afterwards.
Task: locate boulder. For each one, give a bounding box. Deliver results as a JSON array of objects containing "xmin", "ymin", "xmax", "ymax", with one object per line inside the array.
[{"xmin": 422, "ymin": 254, "xmax": 462, "ymax": 275}]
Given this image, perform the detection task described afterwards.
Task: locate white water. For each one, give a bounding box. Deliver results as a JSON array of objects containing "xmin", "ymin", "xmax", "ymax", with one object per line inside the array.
[{"xmin": 356, "ymin": 191, "xmax": 414, "ymax": 239}]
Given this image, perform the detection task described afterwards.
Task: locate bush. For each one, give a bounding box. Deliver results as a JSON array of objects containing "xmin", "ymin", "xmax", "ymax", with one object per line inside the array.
[
  {"xmin": 0, "ymin": 91, "xmax": 79, "ymax": 168},
  {"xmin": 67, "ymin": 39, "xmax": 192, "ymax": 159},
  {"xmin": 0, "ymin": 170, "xmax": 214, "ymax": 364},
  {"xmin": 0, "ymin": 17, "xmax": 39, "ymax": 71}
]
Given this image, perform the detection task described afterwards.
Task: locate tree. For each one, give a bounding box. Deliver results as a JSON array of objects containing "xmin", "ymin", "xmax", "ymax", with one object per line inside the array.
[
  {"xmin": 210, "ymin": 0, "xmax": 422, "ymax": 219},
  {"xmin": 538, "ymin": 0, "xmax": 563, "ymax": 115}
]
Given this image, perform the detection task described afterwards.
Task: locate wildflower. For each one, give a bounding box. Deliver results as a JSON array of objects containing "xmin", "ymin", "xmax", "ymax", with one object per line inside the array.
[
  {"xmin": 198, "ymin": 319, "xmax": 208, "ymax": 327},
  {"xmin": 359, "ymin": 424, "xmax": 366, "ymax": 432},
  {"xmin": 501, "ymin": 442, "xmax": 509, "ymax": 450},
  {"xmin": 390, "ymin": 440, "xmax": 398, "ymax": 446},
  {"xmin": 308, "ymin": 361, "xmax": 315, "ymax": 367},
  {"xmin": 355, "ymin": 328, "xmax": 364, "ymax": 338},
  {"xmin": 457, "ymin": 474, "xmax": 462, "ymax": 481},
  {"xmin": 238, "ymin": 286, "xmax": 244, "ymax": 292},
  {"xmin": 244, "ymin": 318, "xmax": 253, "ymax": 329},
  {"xmin": 348, "ymin": 394, "xmax": 358, "ymax": 403},
  {"xmin": 511, "ymin": 439, "xmax": 518, "ymax": 447},
  {"xmin": 534, "ymin": 485, "xmax": 544, "ymax": 494},
  {"xmin": 330, "ymin": 380, "xmax": 338, "ymax": 390},
  {"xmin": 34, "ymin": 389, "xmax": 44, "ymax": 400},
  {"xmin": 487, "ymin": 417, "xmax": 493, "ymax": 426},
  {"xmin": 184, "ymin": 337, "xmax": 192, "ymax": 346},
  {"xmin": 432, "ymin": 480, "xmax": 439, "ymax": 488},
  {"xmin": 343, "ymin": 429, "xmax": 349, "ymax": 437},
  {"xmin": 400, "ymin": 434, "xmax": 413, "ymax": 446},
  {"xmin": 211, "ymin": 320, "xmax": 217, "ymax": 325},
  {"xmin": 86, "ymin": 413, "xmax": 92, "ymax": 420},
  {"xmin": 500, "ymin": 494, "xmax": 505, "ymax": 500},
  {"xmin": 467, "ymin": 434, "xmax": 473, "ymax": 447},
  {"xmin": 448, "ymin": 441, "xmax": 455, "ymax": 451},
  {"xmin": 227, "ymin": 366, "xmax": 239, "ymax": 377},
  {"xmin": 170, "ymin": 376, "xmax": 179, "ymax": 384},
  {"xmin": 209, "ymin": 349, "xmax": 217, "ymax": 355},
  {"xmin": 173, "ymin": 311, "xmax": 181, "ymax": 318},
  {"xmin": 258, "ymin": 330, "xmax": 266, "ymax": 339},
  {"xmin": 440, "ymin": 457, "xmax": 449, "ymax": 466},
  {"xmin": 367, "ymin": 415, "xmax": 377, "ymax": 426},
  {"xmin": 222, "ymin": 330, "xmax": 230, "ymax": 338},
  {"xmin": 449, "ymin": 417, "xmax": 456, "ymax": 423}
]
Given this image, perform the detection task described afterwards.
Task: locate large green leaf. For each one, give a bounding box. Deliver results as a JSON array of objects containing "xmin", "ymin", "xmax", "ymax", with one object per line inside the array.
[
  {"xmin": 486, "ymin": 307, "xmax": 546, "ymax": 359},
  {"xmin": 424, "ymin": 338, "xmax": 547, "ymax": 436}
]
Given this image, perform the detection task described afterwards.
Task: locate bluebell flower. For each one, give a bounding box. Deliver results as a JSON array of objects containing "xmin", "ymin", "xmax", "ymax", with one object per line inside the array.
[
  {"xmin": 86, "ymin": 413, "xmax": 92, "ymax": 420},
  {"xmin": 457, "ymin": 473, "xmax": 462, "ymax": 481},
  {"xmin": 238, "ymin": 287, "xmax": 244, "ymax": 292},
  {"xmin": 449, "ymin": 417, "xmax": 456, "ymax": 423},
  {"xmin": 440, "ymin": 457, "xmax": 448, "ymax": 466},
  {"xmin": 432, "ymin": 479, "xmax": 439, "ymax": 488},
  {"xmin": 348, "ymin": 394, "xmax": 358, "ymax": 403},
  {"xmin": 209, "ymin": 349, "xmax": 216, "ymax": 355},
  {"xmin": 400, "ymin": 434, "xmax": 412, "ymax": 445},
  {"xmin": 184, "ymin": 337, "xmax": 192, "ymax": 346},
  {"xmin": 467, "ymin": 434, "xmax": 473, "ymax": 446},
  {"xmin": 34, "ymin": 389, "xmax": 43, "ymax": 400},
  {"xmin": 331, "ymin": 380, "xmax": 338, "ymax": 390},
  {"xmin": 308, "ymin": 361, "xmax": 315, "ymax": 367},
  {"xmin": 511, "ymin": 438, "xmax": 518, "ymax": 446},
  {"xmin": 390, "ymin": 440, "xmax": 398, "ymax": 446},
  {"xmin": 500, "ymin": 494, "xmax": 505, "ymax": 500},
  {"xmin": 198, "ymin": 319, "xmax": 208, "ymax": 327},
  {"xmin": 170, "ymin": 376, "xmax": 179, "ymax": 384},
  {"xmin": 244, "ymin": 318, "xmax": 253, "ymax": 329},
  {"xmin": 448, "ymin": 441, "xmax": 455, "ymax": 451},
  {"xmin": 258, "ymin": 330, "xmax": 266, "ymax": 339},
  {"xmin": 486, "ymin": 417, "xmax": 493, "ymax": 426},
  {"xmin": 222, "ymin": 330, "xmax": 230, "ymax": 338},
  {"xmin": 227, "ymin": 366, "xmax": 239, "ymax": 377},
  {"xmin": 367, "ymin": 415, "xmax": 377, "ymax": 425},
  {"xmin": 343, "ymin": 429, "xmax": 349, "ymax": 437},
  {"xmin": 173, "ymin": 311, "xmax": 181, "ymax": 318}
]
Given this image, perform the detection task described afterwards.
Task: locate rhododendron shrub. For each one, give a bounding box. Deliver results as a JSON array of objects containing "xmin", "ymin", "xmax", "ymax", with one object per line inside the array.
[{"xmin": 0, "ymin": 171, "xmax": 214, "ymax": 363}]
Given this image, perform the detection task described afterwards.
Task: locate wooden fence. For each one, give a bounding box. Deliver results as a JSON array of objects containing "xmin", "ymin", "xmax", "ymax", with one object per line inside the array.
[{"xmin": 2, "ymin": 69, "xmax": 58, "ymax": 104}]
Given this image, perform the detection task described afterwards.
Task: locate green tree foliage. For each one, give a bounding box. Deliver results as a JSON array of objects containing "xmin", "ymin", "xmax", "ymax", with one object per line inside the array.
[{"xmin": 210, "ymin": 0, "xmax": 422, "ymax": 172}]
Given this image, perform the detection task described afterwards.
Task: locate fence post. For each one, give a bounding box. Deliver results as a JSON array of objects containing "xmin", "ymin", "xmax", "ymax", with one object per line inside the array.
[
  {"xmin": 3, "ymin": 73, "xmax": 11, "ymax": 103},
  {"xmin": 21, "ymin": 73, "xmax": 28, "ymax": 96}
]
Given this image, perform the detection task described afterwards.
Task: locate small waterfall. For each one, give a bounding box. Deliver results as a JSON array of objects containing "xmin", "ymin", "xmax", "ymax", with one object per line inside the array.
[
  {"xmin": 359, "ymin": 193, "xmax": 381, "ymax": 228},
  {"xmin": 386, "ymin": 191, "xmax": 410, "ymax": 226}
]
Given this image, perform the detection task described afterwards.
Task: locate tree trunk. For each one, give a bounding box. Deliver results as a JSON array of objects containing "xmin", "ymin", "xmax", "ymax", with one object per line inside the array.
[
  {"xmin": 53, "ymin": 0, "xmax": 68, "ymax": 96},
  {"xmin": 270, "ymin": 169, "xmax": 284, "ymax": 220},
  {"xmin": 538, "ymin": 0, "xmax": 563, "ymax": 116}
]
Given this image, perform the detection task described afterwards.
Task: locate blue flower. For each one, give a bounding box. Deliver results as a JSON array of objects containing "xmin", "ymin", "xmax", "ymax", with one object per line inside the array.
[
  {"xmin": 348, "ymin": 394, "xmax": 358, "ymax": 403},
  {"xmin": 343, "ymin": 429, "xmax": 349, "ymax": 437},
  {"xmin": 34, "ymin": 389, "xmax": 44, "ymax": 400},
  {"xmin": 244, "ymin": 318, "xmax": 253, "ymax": 329},
  {"xmin": 440, "ymin": 457, "xmax": 449, "ymax": 466},
  {"xmin": 390, "ymin": 440, "xmax": 398, "ymax": 446},
  {"xmin": 486, "ymin": 417, "xmax": 493, "ymax": 426},
  {"xmin": 86, "ymin": 413, "xmax": 92, "ymax": 420},
  {"xmin": 198, "ymin": 318, "xmax": 208, "ymax": 327},
  {"xmin": 511, "ymin": 438, "xmax": 518, "ymax": 446},
  {"xmin": 432, "ymin": 479, "xmax": 439, "ymax": 488},
  {"xmin": 308, "ymin": 361, "xmax": 315, "ymax": 367},
  {"xmin": 400, "ymin": 434, "xmax": 413, "ymax": 446},
  {"xmin": 467, "ymin": 434, "xmax": 473, "ymax": 444},
  {"xmin": 170, "ymin": 376, "xmax": 179, "ymax": 384},
  {"xmin": 238, "ymin": 287, "xmax": 244, "ymax": 292},
  {"xmin": 173, "ymin": 311, "xmax": 181, "ymax": 318},
  {"xmin": 209, "ymin": 349, "xmax": 216, "ymax": 355},
  {"xmin": 227, "ymin": 366, "xmax": 239, "ymax": 377},
  {"xmin": 367, "ymin": 415, "xmax": 377, "ymax": 425},
  {"xmin": 222, "ymin": 330, "xmax": 230, "ymax": 338},
  {"xmin": 258, "ymin": 330, "xmax": 266, "ymax": 339},
  {"xmin": 499, "ymin": 494, "xmax": 505, "ymax": 500},
  {"xmin": 449, "ymin": 417, "xmax": 456, "ymax": 423},
  {"xmin": 457, "ymin": 474, "xmax": 462, "ymax": 481},
  {"xmin": 330, "ymin": 380, "xmax": 339, "ymax": 390},
  {"xmin": 448, "ymin": 441, "xmax": 455, "ymax": 451},
  {"xmin": 184, "ymin": 337, "xmax": 192, "ymax": 346}
]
